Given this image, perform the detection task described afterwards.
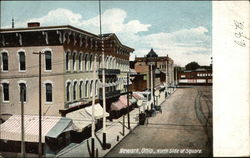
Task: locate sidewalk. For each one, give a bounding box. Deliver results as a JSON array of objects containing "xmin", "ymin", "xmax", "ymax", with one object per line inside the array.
[
  {"xmin": 56, "ymin": 88, "xmax": 177, "ymax": 157},
  {"xmin": 56, "ymin": 108, "xmax": 140, "ymax": 157}
]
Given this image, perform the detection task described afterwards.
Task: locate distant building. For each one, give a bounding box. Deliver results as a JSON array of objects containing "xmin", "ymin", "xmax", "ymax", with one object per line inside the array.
[
  {"xmin": 0, "ymin": 23, "xmax": 134, "ymax": 121},
  {"xmin": 130, "ymin": 48, "xmax": 175, "ymax": 91},
  {"xmin": 178, "ymin": 68, "xmax": 213, "ymax": 85}
]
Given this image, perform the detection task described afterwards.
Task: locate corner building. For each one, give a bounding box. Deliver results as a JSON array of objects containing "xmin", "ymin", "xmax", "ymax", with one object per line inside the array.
[{"xmin": 0, "ymin": 23, "xmax": 134, "ymax": 121}]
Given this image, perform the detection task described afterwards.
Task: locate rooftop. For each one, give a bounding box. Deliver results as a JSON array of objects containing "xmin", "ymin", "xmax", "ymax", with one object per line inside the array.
[{"xmin": 146, "ymin": 48, "xmax": 158, "ymax": 58}]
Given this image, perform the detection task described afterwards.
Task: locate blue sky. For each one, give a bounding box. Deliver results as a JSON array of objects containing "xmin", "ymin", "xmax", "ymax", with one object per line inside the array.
[{"xmin": 1, "ymin": 1, "xmax": 212, "ymax": 66}]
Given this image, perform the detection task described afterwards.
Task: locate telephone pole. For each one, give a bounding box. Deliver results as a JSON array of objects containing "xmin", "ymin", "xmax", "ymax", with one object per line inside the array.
[
  {"xmin": 33, "ymin": 51, "xmax": 44, "ymax": 157},
  {"xmin": 99, "ymin": 0, "xmax": 109, "ymax": 149},
  {"xmin": 91, "ymin": 55, "xmax": 97, "ymax": 157}
]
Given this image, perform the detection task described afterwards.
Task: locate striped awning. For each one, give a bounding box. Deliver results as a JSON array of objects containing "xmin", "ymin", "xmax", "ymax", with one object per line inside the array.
[
  {"xmin": 66, "ymin": 108, "xmax": 92, "ymax": 132},
  {"xmin": 0, "ymin": 115, "xmax": 73, "ymax": 143},
  {"xmin": 85, "ymin": 103, "xmax": 109, "ymax": 119},
  {"xmin": 110, "ymin": 95, "xmax": 132, "ymax": 111}
]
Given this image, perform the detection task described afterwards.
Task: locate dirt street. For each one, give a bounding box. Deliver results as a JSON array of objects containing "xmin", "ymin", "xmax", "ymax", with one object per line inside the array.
[{"xmin": 106, "ymin": 86, "xmax": 212, "ymax": 157}]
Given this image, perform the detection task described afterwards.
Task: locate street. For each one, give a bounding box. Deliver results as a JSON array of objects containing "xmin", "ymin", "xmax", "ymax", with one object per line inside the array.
[{"xmin": 106, "ymin": 86, "xmax": 212, "ymax": 157}]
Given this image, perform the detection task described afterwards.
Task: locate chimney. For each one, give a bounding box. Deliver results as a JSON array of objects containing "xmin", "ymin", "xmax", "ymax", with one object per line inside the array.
[
  {"xmin": 12, "ymin": 17, "xmax": 14, "ymax": 28},
  {"xmin": 27, "ymin": 22, "xmax": 40, "ymax": 27}
]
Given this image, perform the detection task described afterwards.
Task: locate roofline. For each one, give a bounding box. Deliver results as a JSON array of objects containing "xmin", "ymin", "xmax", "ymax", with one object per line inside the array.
[
  {"xmin": 135, "ymin": 56, "xmax": 173, "ymax": 60},
  {"xmin": 106, "ymin": 33, "xmax": 134, "ymax": 52},
  {"xmin": 0, "ymin": 25, "xmax": 99, "ymax": 38},
  {"xmin": 0, "ymin": 25, "xmax": 134, "ymax": 52}
]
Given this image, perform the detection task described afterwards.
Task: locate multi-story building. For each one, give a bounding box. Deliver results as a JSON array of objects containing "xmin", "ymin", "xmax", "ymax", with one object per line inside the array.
[
  {"xmin": 132, "ymin": 48, "xmax": 175, "ymax": 91},
  {"xmin": 0, "ymin": 23, "xmax": 134, "ymax": 121}
]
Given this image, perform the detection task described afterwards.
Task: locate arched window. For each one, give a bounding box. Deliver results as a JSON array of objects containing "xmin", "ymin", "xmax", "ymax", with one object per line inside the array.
[
  {"xmin": 89, "ymin": 55, "xmax": 93, "ymax": 70},
  {"xmin": 18, "ymin": 51, "xmax": 26, "ymax": 71},
  {"xmin": 19, "ymin": 83, "xmax": 26, "ymax": 102},
  {"xmin": 45, "ymin": 83, "xmax": 52, "ymax": 102},
  {"xmin": 66, "ymin": 82, "xmax": 71, "ymax": 101},
  {"xmin": 66, "ymin": 52, "xmax": 70, "ymax": 71},
  {"xmin": 72, "ymin": 52, "xmax": 76, "ymax": 71},
  {"xmin": 73, "ymin": 81, "xmax": 77, "ymax": 100},
  {"xmin": 45, "ymin": 51, "xmax": 52, "ymax": 71},
  {"xmin": 79, "ymin": 81, "xmax": 83, "ymax": 98},
  {"xmin": 2, "ymin": 82, "xmax": 9, "ymax": 102},
  {"xmin": 99, "ymin": 56, "xmax": 102, "ymax": 68},
  {"xmin": 95, "ymin": 80, "xmax": 98, "ymax": 96},
  {"xmin": 79, "ymin": 53, "xmax": 82, "ymax": 71},
  {"xmin": 85, "ymin": 54, "xmax": 88, "ymax": 71},
  {"xmin": 1, "ymin": 52, "xmax": 8, "ymax": 71},
  {"xmin": 89, "ymin": 80, "xmax": 93, "ymax": 97},
  {"xmin": 85, "ymin": 81, "xmax": 88, "ymax": 97}
]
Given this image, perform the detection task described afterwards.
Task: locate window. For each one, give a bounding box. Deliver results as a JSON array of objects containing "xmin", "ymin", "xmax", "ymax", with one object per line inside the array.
[
  {"xmin": 85, "ymin": 55, "xmax": 88, "ymax": 71},
  {"xmin": 79, "ymin": 53, "xmax": 82, "ymax": 71},
  {"xmin": 66, "ymin": 82, "xmax": 71, "ymax": 101},
  {"xmin": 45, "ymin": 51, "xmax": 52, "ymax": 71},
  {"xmin": 181, "ymin": 75, "xmax": 186, "ymax": 78},
  {"xmin": 85, "ymin": 81, "xmax": 88, "ymax": 97},
  {"xmin": 1, "ymin": 52, "xmax": 8, "ymax": 71},
  {"xmin": 90, "ymin": 80, "xmax": 93, "ymax": 97},
  {"xmin": 73, "ymin": 81, "xmax": 77, "ymax": 100},
  {"xmin": 19, "ymin": 51, "xmax": 26, "ymax": 71},
  {"xmin": 95, "ymin": 80, "xmax": 98, "ymax": 96},
  {"xmin": 2, "ymin": 83, "xmax": 9, "ymax": 102},
  {"xmin": 19, "ymin": 83, "xmax": 26, "ymax": 102},
  {"xmin": 89, "ymin": 55, "xmax": 93, "ymax": 70},
  {"xmin": 45, "ymin": 83, "xmax": 52, "ymax": 102},
  {"xmin": 79, "ymin": 81, "xmax": 83, "ymax": 98},
  {"xmin": 66, "ymin": 52, "xmax": 70, "ymax": 71},
  {"xmin": 73, "ymin": 53, "xmax": 76, "ymax": 71}
]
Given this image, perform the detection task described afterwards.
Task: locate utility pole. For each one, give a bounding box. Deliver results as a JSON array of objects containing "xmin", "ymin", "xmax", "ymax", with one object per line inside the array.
[
  {"xmin": 21, "ymin": 88, "xmax": 25, "ymax": 158},
  {"xmin": 33, "ymin": 51, "xmax": 44, "ymax": 157},
  {"xmin": 150, "ymin": 64, "xmax": 154, "ymax": 110},
  {"xmin": 91, "ymin": 55, "xmax": 97, "ymax": 157},
  {"xmin": 98, "ymin": 0, "xmax": 108, "ymax": 150}
]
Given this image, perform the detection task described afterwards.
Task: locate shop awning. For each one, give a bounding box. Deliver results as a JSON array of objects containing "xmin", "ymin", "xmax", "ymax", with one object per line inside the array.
[
  {"xmin": 133, "ymin": 92, "xmax": 146, "ymax": 100},
  {"xmin": 0, "ymin": 115, "xmax": 73, "ymax": 143},
  {"xmin": 85, "ymin": 103, "xmax": 109, "ymax": 119},
  {"xmin": 111, "ymin": 100, "xmax": 126, "ymax": 111},
  {"xmin": 66, "ymin": 108, "xmax": 92, "ymax": 132},
  {"xmin": 46, "ymin": 118, "xmax": 74, "ymax": 139},
  {"xmin": 110, "ymin": 95, "xmax": 132, "ymax": 111},
  {"xmin": 154, "ymin": 85, "xmax": 166, "ymax": 91},
  {"xmin": 119, "ymin": 95, "xmax": 132, "ymax": 106}
]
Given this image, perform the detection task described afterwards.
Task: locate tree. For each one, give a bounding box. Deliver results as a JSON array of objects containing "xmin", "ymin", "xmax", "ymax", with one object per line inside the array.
[{"xmin": 185, "ymin": 61, "xmax": 200, "ymax": 70}]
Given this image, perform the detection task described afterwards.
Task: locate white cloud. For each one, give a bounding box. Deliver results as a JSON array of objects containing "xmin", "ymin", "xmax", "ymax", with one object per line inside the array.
[
  {"xmin": 126, "ymin": 27, "xmax": 212, "ymax": 66},
  {"xmin": 2, "ymin": 8, "xmax": 211, "ymax": 66}
]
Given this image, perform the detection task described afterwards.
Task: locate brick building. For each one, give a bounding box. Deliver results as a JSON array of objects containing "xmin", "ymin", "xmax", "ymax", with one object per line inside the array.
[
  {"xmin": 178, "ymin": 68, "xmax": 213, "ymax": 85},
  {"xmin": 130, "ymin": 49, "xmax": 175, "ymax": 91},
  {"xmin": 0, "ymin": 23, "xmax": 134, "ymax": 121}
]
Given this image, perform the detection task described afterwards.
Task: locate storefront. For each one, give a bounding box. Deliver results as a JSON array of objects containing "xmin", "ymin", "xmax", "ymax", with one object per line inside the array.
[{"xmin": 0, "ymin": 115, "xmax": 74, "ymax": 155}]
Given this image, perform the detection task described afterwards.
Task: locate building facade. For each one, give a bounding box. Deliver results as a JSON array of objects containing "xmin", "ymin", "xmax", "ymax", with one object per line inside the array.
[
  {"xmin": 0, "ymin": 23, "xmax": 134, "ymax": 121},
  {"xmin": 131, "ymin": 49, "xmax": 175, "ymax": 91},
  {"xmin": 178, "ymin": 68, "xmax": 213, "ymax": 85}
]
